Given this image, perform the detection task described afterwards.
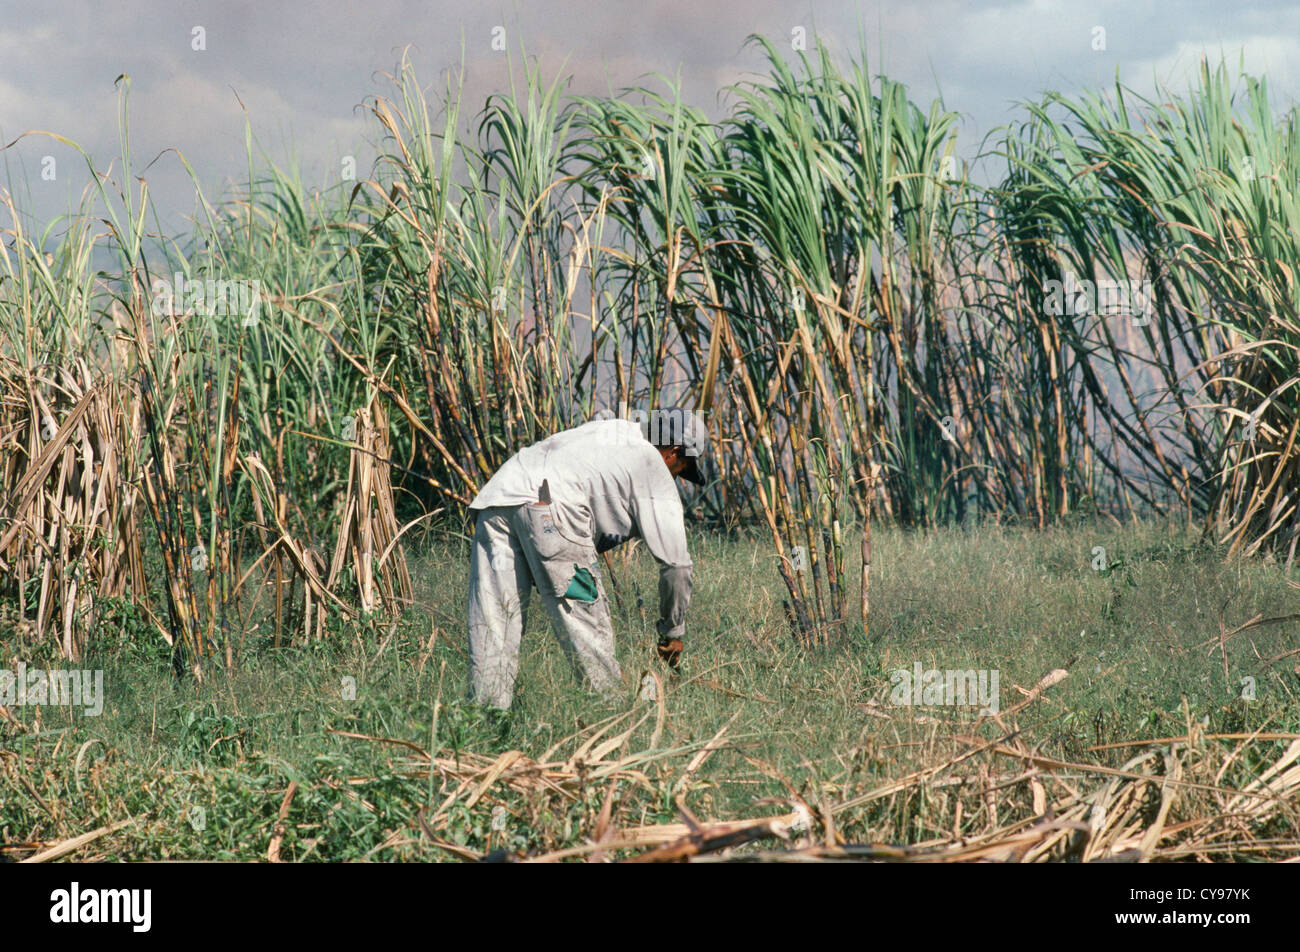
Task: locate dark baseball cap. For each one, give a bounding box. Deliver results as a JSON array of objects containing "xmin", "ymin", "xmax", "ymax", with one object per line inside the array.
[{"xmin": 648, "ymin": 407, "xmax": 709, "ymax": 486}]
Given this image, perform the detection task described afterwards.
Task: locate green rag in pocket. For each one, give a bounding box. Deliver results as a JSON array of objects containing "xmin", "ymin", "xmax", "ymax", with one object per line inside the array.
[{"xmin": 563, "ymin": 565, "xmax": 598, "ymax": 603}]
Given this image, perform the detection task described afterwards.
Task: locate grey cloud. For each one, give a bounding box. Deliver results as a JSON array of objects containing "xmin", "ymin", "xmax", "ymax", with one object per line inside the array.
[{"xmin": 3, "ymin": 0, "xmax": 1298, "ymax": 232}]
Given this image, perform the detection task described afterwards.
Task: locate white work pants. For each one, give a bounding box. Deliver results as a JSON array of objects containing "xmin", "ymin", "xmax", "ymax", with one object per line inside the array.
[{"xmin": 467, "ymin": 504, "xmax": 621, "ymax": 708}]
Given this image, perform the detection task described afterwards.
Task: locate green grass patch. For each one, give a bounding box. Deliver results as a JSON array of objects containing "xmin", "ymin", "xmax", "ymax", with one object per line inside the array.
[{"xmin": 2, "ymin": 518, "xmax": 1297, "ymax": 860}]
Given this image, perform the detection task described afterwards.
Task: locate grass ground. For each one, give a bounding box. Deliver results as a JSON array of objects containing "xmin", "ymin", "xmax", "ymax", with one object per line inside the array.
[{"xmin": 2, "ymin": 517, "xmax": 1298, "ymax": 861}]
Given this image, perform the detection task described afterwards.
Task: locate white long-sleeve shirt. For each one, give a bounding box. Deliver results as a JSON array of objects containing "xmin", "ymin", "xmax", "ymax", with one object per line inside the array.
[{"xmin": 469, "ymin": 419, "xmax": 693, "ymax": 639}]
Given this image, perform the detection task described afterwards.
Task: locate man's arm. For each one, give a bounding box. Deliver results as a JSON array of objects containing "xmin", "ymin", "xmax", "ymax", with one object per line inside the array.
[
  {"xmin": 631, "ymin": 469, "xmax": 693, "ymax": 645},
  {"xmin": 655, "ymin": 563, "xmax": 692, "ymax": 642}
]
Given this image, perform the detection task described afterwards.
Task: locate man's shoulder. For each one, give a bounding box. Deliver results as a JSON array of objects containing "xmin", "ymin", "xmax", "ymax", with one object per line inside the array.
[
  {"xmin": 564, "ymin": 416, "xmax": 651, "ymax": 446},
  {"xmin": 561, "ymin": 420, "xmax": 664, "ymax": 473}
]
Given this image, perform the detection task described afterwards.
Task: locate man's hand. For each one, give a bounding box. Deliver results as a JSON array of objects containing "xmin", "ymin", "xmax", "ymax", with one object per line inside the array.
[{"xmin": 656, "ymin": 636, "xmax": 684, "ymax": 669}]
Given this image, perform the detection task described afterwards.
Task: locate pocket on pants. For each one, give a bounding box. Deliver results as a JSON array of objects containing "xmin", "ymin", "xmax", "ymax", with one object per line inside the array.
[
  {"xmin": 516, "ymin": 502, "xmax": 570, "ymax": 562},
  {"xmin": 562, "ymin": 565, "xmax": 599, "ymax": 603},
  {"xmin": 532, "ymin": 553, "xmax": 575, "ymax": 598},
  {"xmin": 530, "ymin": 558, "xmax": 599, "ymax": 602},
  {"xmin": 515, "ymin": 502, "xmax": 599, "ymax": 600}
]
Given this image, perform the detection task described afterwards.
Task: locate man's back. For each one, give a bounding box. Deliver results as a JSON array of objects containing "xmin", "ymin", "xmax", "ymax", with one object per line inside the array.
[{"xmin": 469, "ymin": 419, "xmax": 691, "ymax": 568}]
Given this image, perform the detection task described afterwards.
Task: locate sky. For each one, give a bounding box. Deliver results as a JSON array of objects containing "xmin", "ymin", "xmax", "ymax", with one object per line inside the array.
[{"xmin": 4, "ymin": 0, "xmax": 1300, "ymax": 234}]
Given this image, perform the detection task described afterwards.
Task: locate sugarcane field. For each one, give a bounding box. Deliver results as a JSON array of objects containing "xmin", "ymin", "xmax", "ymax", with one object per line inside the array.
[{"xmin": 1, "ymin": 2, "xmax": 1297, "ymax": 903}]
